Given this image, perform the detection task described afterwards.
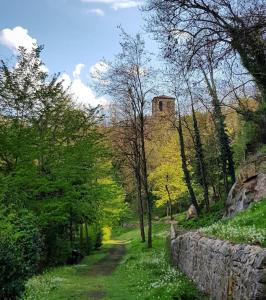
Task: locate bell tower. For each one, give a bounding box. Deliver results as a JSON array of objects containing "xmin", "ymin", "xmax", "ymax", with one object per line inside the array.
[{"xmin": 152, "ymin": 95, "xmax": 175, "ymax": 118}]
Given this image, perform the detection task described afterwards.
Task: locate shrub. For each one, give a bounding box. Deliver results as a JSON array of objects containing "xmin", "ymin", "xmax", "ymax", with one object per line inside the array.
[
  {"xmin": 102, "ymin": 226, "xmax": 112, "ymax": 241},
  {"xmin": 23, "ymin": 274, "xmax": 59, "ymax": 300},
  {"xmin": 0, "ymin": 207, "xmax": 43, "ymax": 299}
]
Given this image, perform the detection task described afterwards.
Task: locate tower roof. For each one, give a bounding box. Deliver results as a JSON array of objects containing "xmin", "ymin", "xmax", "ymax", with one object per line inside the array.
[{"xmin": 152, "ymin": 95, "xmax": 175, "ymax": 101}]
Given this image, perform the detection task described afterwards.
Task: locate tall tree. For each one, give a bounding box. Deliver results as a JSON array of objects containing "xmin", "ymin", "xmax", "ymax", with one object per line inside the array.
[
  {"xmin": 148, "ymin": 135, "xmax": 187, "ymax": 219},
  {"xmin": 94, "ymin": 30, "xmax": 155, "ymax": 247},
  {"xmin": 200, "ymin": 54, "xmax": 236, "ymax": 191},
  {"xmin": 146, "ymin": 0, "xmax": 266, "ymax": 128},
  {"xmin": 0, "ymin": 46, "xmax": 124, "ymax": 267},
  {"xmin": 175, "ymin": 98, "xmax": 200, "ymax": 214},
  {"xmin": 191, "ymin": 101, "xmax": 210, "ymax": 211},
  {"xmin": 183, "ymin": 75, "xmax": 210, "ymax": 210}
]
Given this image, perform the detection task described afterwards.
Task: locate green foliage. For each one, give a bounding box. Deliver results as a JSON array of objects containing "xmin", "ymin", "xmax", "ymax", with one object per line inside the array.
[
  {"xmin": 232, "ymin": 121, "xmax": 258, "ymax": 166},
  {"xmin": 148, "ymin": 135, "xmax": 187, "ymax": 209},
  {"xmin": 0, "ymin": 207, "xmax": 42, "ymax": 299},
  {"xmin": 94, "ymin": 230, "xmax": 103, "ymax": 249},
  {"xmin": 177, "ymin": 201, "xmax": 224, "ymax": 229},
  {"xmin": 0, "ymin": 46, "xmax": 126, "ymax": 297},
  {"xmin": 200, "ymin": 200, "xmax": 266, "ymax": 247},
  {"xmin": 23, "ymin": 274, "xmax": 59, "ymax": 300},
  {"xmin": 22, "ymin": 223, "xmax": 206, "ymax": 300}
]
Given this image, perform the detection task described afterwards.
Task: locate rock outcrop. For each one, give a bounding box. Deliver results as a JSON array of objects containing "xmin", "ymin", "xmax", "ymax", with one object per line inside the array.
[
  {"xmin": 170, "ymin": 227, "xmax": 266, "ymax": 300},
  {"xmin": 186, "ymin": 204, "xmax": 198, "ymax": 220},
  {"xmin": 225, "ymin": 154, "xmax": 266, "ymax": 218}
]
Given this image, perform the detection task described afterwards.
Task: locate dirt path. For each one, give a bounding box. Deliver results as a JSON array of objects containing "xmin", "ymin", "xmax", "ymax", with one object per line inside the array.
[
  {"xmin": 85, "ymin": 244, "xmax": 126, "ymax": 300},
  {"xmin": 87, "ymin": 244, "xmax": 126, "ymax": 276}
]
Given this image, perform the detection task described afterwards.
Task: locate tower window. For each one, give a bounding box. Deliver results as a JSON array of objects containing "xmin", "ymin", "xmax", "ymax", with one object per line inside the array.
[{"xmin": 159, "ymin": 101, "xmax": 163, "ymax": 111}]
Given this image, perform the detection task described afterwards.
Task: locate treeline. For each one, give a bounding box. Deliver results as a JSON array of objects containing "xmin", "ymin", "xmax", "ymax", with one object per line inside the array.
[
  {"xmin": 0, "ymin": 47, "xmax": 125, "ymax": 299},
  {"xmin": 95, "ymin": 0, "xmax": 266, "ymax": 247},
  {"xmin": 144, "ymin": 0, "xmax": 266, "ymax": 212}
]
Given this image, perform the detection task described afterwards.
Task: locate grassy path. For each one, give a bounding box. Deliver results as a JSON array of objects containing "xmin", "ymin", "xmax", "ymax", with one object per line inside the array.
[
  {"xmin": 86, "ymin": 244, "xmax": 126, "ymax": 277},
  {"xmin": 23, "ymin": 240, "xmax": 129, "ymax": 300},
  {"xmin": 23, "ymin": 224, "xmax": 206, "ymax": 300}
]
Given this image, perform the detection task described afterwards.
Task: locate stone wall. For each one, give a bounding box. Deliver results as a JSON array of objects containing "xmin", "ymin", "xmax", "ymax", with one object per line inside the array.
[
  {"xmin": 170, "ymin": 227, "xmax": 266, "ymax": 300},
  {"xmin": 151, "ymin": 96, "xmax": 175, "ymax": 118}
]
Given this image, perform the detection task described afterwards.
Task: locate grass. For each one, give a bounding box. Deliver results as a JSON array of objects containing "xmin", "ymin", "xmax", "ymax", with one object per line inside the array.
[
  {"xmin": 176, "ymin": 201, "xmax": 224, "ymax": 230},
  {"xmin": 199, "ymin": 200, "xmax": 266, "ymax": 247},
  {"xmin": 25, "ymin": 200, "xmax": 265, "ymax": 299},
  {"xmin": 22, "ymin": 222, "xmax": 206, "ymax": 300},
  {"xmin": 22, "ymin": 246, "xmax": 112, "ymax": 300}
]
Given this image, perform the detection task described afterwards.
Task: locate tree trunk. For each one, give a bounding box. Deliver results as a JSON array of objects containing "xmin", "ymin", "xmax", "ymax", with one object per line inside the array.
[
  {"xmin": 191, "ymin": 102, "xmax": 210, "ymax": 211},
  {"xmin": 69, "ymin": 213, "xmax": 73, "ymax": 248},
  {"xmin": 135, "ymin": 167, "xmax": 146, "ymax": 242},
  {"xmin": 176, "ymin": 107, "xmax": 200, "ymax": 215},
  {"xmin": 85, "ymin": 222, "xmax": 90, "ymax": 253},
  {"xmin": 231, "ymin": 31, "xmax": 266, "ymax": 104},
  {"xmin": 202, "ymin": 67, "xmax": 236, "ymax": 191},
  {"xmin": 139, "ymin": 112, "xmax": 152, "ymax": 248},
  {"xmin": 165, "ymin": 184, "xmax": 173, "ymax": 220},
  {"xmin": 79, "ymin": 224, "xmax": 83, "ymax": 252}
]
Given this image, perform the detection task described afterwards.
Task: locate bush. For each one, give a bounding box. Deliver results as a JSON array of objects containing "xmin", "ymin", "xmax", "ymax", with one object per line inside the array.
[
  {"xmin": 0, "ymin": 235, "xmax": 25, "ymax": 299},
  {"xmin": 23, "ymin": 274, "xmax": 60, "ymax": 300},
  {"xmin": 0, "ymin": 208, "xmax": 43, "ymax": 299},
  {"xmin": 45, "ymin": 233, "xmax": 71, "ymax": 266}
]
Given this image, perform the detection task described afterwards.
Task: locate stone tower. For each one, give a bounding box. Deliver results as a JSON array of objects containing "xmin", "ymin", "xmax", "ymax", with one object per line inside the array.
[{"xmin": 152, "ymin": 95, "xmax": 175, "ymax": 117}]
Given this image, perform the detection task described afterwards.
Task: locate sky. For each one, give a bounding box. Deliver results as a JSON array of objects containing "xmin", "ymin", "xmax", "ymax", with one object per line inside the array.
[{"xmin": 0, "ymin": 0, "xmax": 158, "ymax": 106}]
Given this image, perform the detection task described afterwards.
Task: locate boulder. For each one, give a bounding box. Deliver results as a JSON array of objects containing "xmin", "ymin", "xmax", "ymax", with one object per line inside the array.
[
  {"xmin": 225, "ymin": 154, "xmax": 266, "ymax": 218},
  {"xmin": 186, "ymin": 204, "xmax": 198, "ymax": 220}
]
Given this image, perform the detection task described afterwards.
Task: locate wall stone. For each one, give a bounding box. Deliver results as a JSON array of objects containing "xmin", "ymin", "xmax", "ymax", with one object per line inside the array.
[
  {"xmin": 170, "ymin": 228, "xmax": 266, "ymax": 300},
  {"xmin": 151, "ymin": 95, "xmax": 175, "ymax": 118}
]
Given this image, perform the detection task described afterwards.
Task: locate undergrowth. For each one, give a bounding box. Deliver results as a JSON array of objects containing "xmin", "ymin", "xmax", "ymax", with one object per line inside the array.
[
  {"xmin": 200, "ymin": 200, "xmax": 266, "ymax": 247},
  {"xmin": 176, "ymin": 201, "xmax": 224, "ymax": 230},
  {"xmin": 22, "ymin": 223, "xmax": 206, "ymax": 299},
  {"xmin": 112, "ymin": 223, "xmax": 206, "ymax": 300}
]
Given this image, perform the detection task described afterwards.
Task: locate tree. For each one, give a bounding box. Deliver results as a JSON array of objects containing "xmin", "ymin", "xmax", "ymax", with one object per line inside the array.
[
  {"xmin": 176, "ymin": 100, "xmax": 200, "ymax": 214},
  {"xmin": 191, "ymin": 101, "xmax": 210, "ymax": 211},
  {"xmin": 199, "ymin": 54, "xmax": 236, "ymax": 191},
  {"xmin": 146, "ymin": 0, "xmax": 266, "ymax": 129},
  {"xmin": 93, "ymin": 30, "xmax": 155, "ymax": 247},
  {"xmin": 149, "ymin": 135, "xmax": 187, "ymax": 219},
  {"xmin": 0, "ymin": 46, "xmax": 125, "ymax": 271}
]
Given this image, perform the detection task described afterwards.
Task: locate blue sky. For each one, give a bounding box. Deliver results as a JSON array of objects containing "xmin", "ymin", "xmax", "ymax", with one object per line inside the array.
[{"xmin": 0, "ymin": 0, "xmax": 158, "ymax": 106}]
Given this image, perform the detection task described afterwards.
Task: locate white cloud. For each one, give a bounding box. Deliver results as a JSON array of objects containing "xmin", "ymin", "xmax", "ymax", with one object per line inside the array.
[
  {"xmin": 90, "ymin": 61, "xmax": 109, "ymax": 79},
  {"xmin": 60, "ymin": 73, "xmax": 72, "ymax": 89},
  {"xmin": 90, "ymin": 61, "xmax": 110, "ymax": 86},
  {"xmin": 0, "ymin": 26, "xmax": 37, "ymax": 53},
  {"xmin": 87, "ymin": 8, "xmax": 105, "ymax": 16},
  {"xmin": 73, "ymin": 63, "xmax": 85, "ymax": 78},
  {"xmin": 81, "ymin": 0, "xmax": 142, "ymax": 10},
  {"xmin": 112, "ymin": 1, "xmax": 140, "ymax": 9},
  {"xmin": 59, "ymin": 64, "xmax": 108, "ymax": 107},
  {"xmin": 71, "ymin": 78, "xmax": 107, "ymax": 106}
]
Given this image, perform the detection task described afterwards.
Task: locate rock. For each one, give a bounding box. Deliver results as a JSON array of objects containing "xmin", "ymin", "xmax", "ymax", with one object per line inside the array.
[
  {"xmin": 186, "ymin": 204, "xmax": 198, "ymax": 220},
  {"xmin": 225, "ymin": 173, "xmax": 266, "ymax": 218},
  {"xmin": 225, "ymin": 154, "xmax": 266, "ymax": 218}
]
